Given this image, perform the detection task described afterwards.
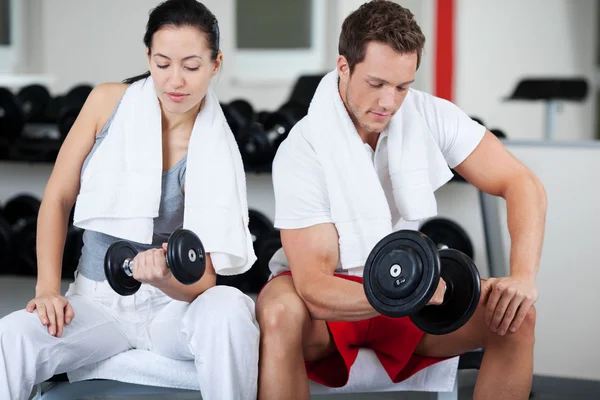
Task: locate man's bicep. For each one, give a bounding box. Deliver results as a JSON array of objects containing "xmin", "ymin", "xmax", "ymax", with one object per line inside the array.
[
  {"xmin": 453, "ymin": 130, "xmax": 530, "ymax": 197},
  {"xmin": 281, "ymin": 224, "xmax": 340, "ymax": 291}
]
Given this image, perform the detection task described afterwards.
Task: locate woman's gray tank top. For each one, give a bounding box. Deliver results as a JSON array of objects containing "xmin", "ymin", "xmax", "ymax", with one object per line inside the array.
[{"xmin": 76, "ymin": 100, "xmax": 188, "ymax": 281}]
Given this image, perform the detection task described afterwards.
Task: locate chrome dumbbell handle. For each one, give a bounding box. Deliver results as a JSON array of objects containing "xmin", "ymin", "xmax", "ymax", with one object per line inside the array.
[{"xmin": 122, "ymin": 258, "xmax": 135, "ymax": 277}]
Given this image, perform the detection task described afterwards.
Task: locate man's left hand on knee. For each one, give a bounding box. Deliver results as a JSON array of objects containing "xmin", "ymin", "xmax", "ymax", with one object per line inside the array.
[{"xmin": 483, "ymin": 277, "xmax": 538, "ymax": 336}]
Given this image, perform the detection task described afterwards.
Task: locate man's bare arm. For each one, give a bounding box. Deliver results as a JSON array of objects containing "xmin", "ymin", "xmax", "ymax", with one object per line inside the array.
[{"xmin": 282, "ymin": 223, "xmax": 380, "ymax": 321}]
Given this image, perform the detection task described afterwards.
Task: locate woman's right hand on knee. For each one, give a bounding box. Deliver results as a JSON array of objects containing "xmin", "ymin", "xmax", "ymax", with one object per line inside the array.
[{"xmin": 26, "ymin": 293, "xmax": 75, "ymax": 338}]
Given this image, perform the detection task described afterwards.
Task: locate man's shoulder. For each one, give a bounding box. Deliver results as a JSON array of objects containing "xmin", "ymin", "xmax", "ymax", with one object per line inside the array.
[
  {"xmin": 274, "ymin": 117, "xmax": 312, "ymax": 160},
  {"xmin": 273, "ymin": 117, "xmax": 320, "ymax": 175},
  {"xmin": 407, "ymin": 87, "xmax": 448, "ymax": 108},
  {"xmin": 405, "ymin": 88, "xmax": 467, "ymax": 126},
  {"xmin": 407, "ymin": 87, "xmax": 462, "ymax": 111}
]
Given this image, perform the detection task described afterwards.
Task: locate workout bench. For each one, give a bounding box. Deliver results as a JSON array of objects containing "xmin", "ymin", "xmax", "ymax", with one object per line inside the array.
[{"xmin": 33, "ymin": 350, "xmax": 482, "ymax": 399}]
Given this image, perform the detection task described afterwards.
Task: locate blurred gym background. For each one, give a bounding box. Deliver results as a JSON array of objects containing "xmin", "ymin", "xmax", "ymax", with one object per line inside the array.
[{"xmin": 1, "ymin": 0, "xmax": 599, "ymax": 399}]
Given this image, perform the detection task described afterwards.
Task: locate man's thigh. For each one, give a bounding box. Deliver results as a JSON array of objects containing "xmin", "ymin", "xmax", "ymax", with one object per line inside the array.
[
  {"xmin": 256, "ymin": 274, "xmax": 337, "ymax": 361},
  {"xmin": 414, "ymin": 279, "xmax": 488, "ymax": 358}
]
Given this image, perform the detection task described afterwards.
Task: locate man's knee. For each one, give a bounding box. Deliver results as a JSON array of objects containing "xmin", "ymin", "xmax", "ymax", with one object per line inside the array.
[
  {"xmin": 482, "ymin": 304, "xmax": 536, "ymax": 346},
  {"xmin": 520, "ymin": 304, "xmax": 536, "ymax": 336},
  {"xmin": 256, "ymin": 294, "xmax": 308, "ymax": 338}
]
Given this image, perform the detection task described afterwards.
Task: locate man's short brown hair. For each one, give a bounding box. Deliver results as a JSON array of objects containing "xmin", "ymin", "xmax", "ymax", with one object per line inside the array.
[{"xmin": 339, "ymin": 0, "xmax": 426, "ymax": 73}]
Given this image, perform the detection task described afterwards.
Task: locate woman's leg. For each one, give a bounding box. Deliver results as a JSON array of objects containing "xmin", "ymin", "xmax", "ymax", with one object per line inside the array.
[
  {"xmin": 0, "ymin": 291, "xmax": 132, "ymax": 400},
  {"xmin": 148, "ymin": 286, "xmax": 260, "ymax": 400}
]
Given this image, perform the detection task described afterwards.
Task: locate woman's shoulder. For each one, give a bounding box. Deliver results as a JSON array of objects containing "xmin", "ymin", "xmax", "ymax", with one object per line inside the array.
[
  {"xmin": 89, "ymin": 82, "xmax": 130, "ymax": 136},
  {"xmin": 90, "ymin": 82, "xmax": 129, "ymax": 106}
]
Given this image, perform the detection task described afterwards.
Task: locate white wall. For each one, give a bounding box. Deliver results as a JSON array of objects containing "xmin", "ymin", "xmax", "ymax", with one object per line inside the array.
[
  {"xmin": 24, "ymin": 0, "xmax": 306, "ymax": 111},
  {"xmin": 499, "ymin": 142, "xmax": 600, "ymax": 381},
  {"xmin": 455, "ymin": 0, "xmax": 599, "ymax": 140}
]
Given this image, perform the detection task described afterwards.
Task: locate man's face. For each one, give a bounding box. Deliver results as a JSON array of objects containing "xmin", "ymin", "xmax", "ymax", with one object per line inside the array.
[{"xmin": 338, "ymin": 41, "xmax": 417, "ymax": 134}]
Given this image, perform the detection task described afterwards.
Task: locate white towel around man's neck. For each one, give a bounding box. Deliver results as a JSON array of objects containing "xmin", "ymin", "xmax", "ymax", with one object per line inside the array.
[
  {"xmin": 73, "ymin": 76, "xmax": 256, "ymax": 276},
  {"xmin": 302, "ymin": 70, "xmax": 453, "ymax": 270}
]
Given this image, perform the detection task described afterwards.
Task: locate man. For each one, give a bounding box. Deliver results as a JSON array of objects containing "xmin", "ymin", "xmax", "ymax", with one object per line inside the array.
[{"xmin": 256, "ymin": 1, "xmax": 545, "ymax": 399}]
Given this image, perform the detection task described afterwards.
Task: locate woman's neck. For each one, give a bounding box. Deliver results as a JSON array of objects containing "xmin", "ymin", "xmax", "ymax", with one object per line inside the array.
[{"xmin": 160, "ymin": 100, "xmax": 202, "ymax": 133}]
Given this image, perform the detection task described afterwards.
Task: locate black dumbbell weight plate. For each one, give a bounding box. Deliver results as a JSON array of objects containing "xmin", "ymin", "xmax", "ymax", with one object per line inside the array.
[
  {"xmin": 166, "ymin": 229, "xmax": 206, "ymax": 285},
  {"xmin": 410, "ymin": 249, "xmax": 481, "ymax": 335},
  {"xmin": 3, "ymin": 194, "xmax": 41, "ymax": 225},
  {"xmin": 263, "ymin": 111, "xmax": 294, "ymax": 150},
  {"xmin": 216, "ymin": 211, "xmax": 274, "ymax": 290},
  {"xmin": 249, "ymin": 210, "xmax": 275, "ymax": 246},
  {"xmin": 0, "ymin": 88, "xmax": 25, "ymax": 141},
  {"xmin": 10, "ymin": 217, "xmax": 38, "ymax": 276},
  {"xmin": 58, "ymin": 85, "xmax": 93, "ymax": 138},
  {"xmin": 238, "ymin": 123, "xmax": 271, "ymax": 168},
  {"xmin": 104, "ymin": 241, "xmax": 141, "ymax": 296},
  {"xmin": 256, "ymin": 111, "xmax": 270, "ymax": 126},
  {"xmin": 222, "ymin": 103, "xmax": 243, "ymax": 139},
  {"xmin": 228, "ymin": 99, "xmax": 255, "ymax": 124},
  {"xmin": 364, "ymin": 230, "xmax": 440, "ymax": 318},
  {"xmin": 16, "ymin": 84, "xmax": 51, "ymax": 123},
  {"xmin": 420, "ymin": 218, "xmax": 474, "ymax": 260}
]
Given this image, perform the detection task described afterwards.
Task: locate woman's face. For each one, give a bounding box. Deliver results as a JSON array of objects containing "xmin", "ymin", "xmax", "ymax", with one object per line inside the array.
[{"xmin": 147, "ymin": 25, "xmax": 222, "ymax": 114}]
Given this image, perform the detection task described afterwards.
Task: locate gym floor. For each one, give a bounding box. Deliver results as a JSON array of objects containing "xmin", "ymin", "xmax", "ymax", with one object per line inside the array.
[{"xmin": 0, "ymin": 276, "xmax": 589, "ymax": 400}]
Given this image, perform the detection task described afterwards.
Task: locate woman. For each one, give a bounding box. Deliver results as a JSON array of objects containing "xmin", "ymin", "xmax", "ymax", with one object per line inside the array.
[{"xmin": 0, "ymin": 1, "xmax": 259, "ymax": 399}]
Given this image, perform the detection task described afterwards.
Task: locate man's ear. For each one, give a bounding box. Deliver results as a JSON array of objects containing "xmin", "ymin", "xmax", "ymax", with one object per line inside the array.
[{"xmin": 337, "ymin": 55, "xmax": 350, "ymax": 81}]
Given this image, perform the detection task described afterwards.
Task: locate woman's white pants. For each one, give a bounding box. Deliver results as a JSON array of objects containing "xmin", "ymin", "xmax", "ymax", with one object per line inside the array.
[{"xmin": 0, "ymin": 273, "xmax": 260, "ymax": 400}]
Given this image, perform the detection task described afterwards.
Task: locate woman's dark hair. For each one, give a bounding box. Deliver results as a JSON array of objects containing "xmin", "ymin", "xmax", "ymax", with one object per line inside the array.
[{"xmin": 123, "ymin": 0, "xmax": 220, "ymax": 84}]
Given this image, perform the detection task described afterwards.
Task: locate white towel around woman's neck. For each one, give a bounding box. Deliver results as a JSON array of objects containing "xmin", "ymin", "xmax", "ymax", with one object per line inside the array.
[
  {"xmin": 73, "ymin": 76, "xmax": 256, "ymax": 276},
  {"xmin": 302, "ymin": 70, "xmax": 453, "ymax": 270}
]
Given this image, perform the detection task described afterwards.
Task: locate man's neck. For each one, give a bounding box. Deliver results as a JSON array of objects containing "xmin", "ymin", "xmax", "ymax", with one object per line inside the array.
[{"xmin": 359, "ymin": 130, "xmax": 381, "ymax": 152}]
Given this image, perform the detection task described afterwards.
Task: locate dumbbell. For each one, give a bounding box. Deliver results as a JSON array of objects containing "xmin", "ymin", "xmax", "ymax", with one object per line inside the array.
[
  {"xmin": 237, "ymin": 101, "xmax": 304, "ymax": 168},
  {"xmin": 16, "ymin": 84, "xmax": 52, "ymax": 123},
  {"xmin": 236, "ymin": 122, "xmax": 270, "ymax": 169},
  {"xmin": 363, "ymin": 230, "xmax": 481, "ymax": 335},
  {"xmin": 45, "ymin": 95, "xmax": 64, "ymax": 124},
  {"xmin": 11, "ymin": 85, "xmax": 64, "ymax": 162},
  {"xmin": 419, "ymin": 218, "xmax": 474, "ymax": 260},
  {"xmin": 58, "ymin": 84, "xmax": 93, "ymax": 138},
  {"xmin": 4, "ymin": 194, "xmax": 42, "ymax": 276},
  {"xmin": 256, "ymin": 110, "xmax": 271, "ymax": 127},
  {"xmin": 0, "ymin": 88, "xmax": 25, "ymax": 145},
  {"xmin": 104, "ymin": 229, "xmax": 206, "ymax": 296},
  {"xmin": 245, "ymin": 211, "xmax": 280, "ymax": 292},
  {"xmin": 221, "ymin": 99, "xmax": 255, "ymax": 139}
]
